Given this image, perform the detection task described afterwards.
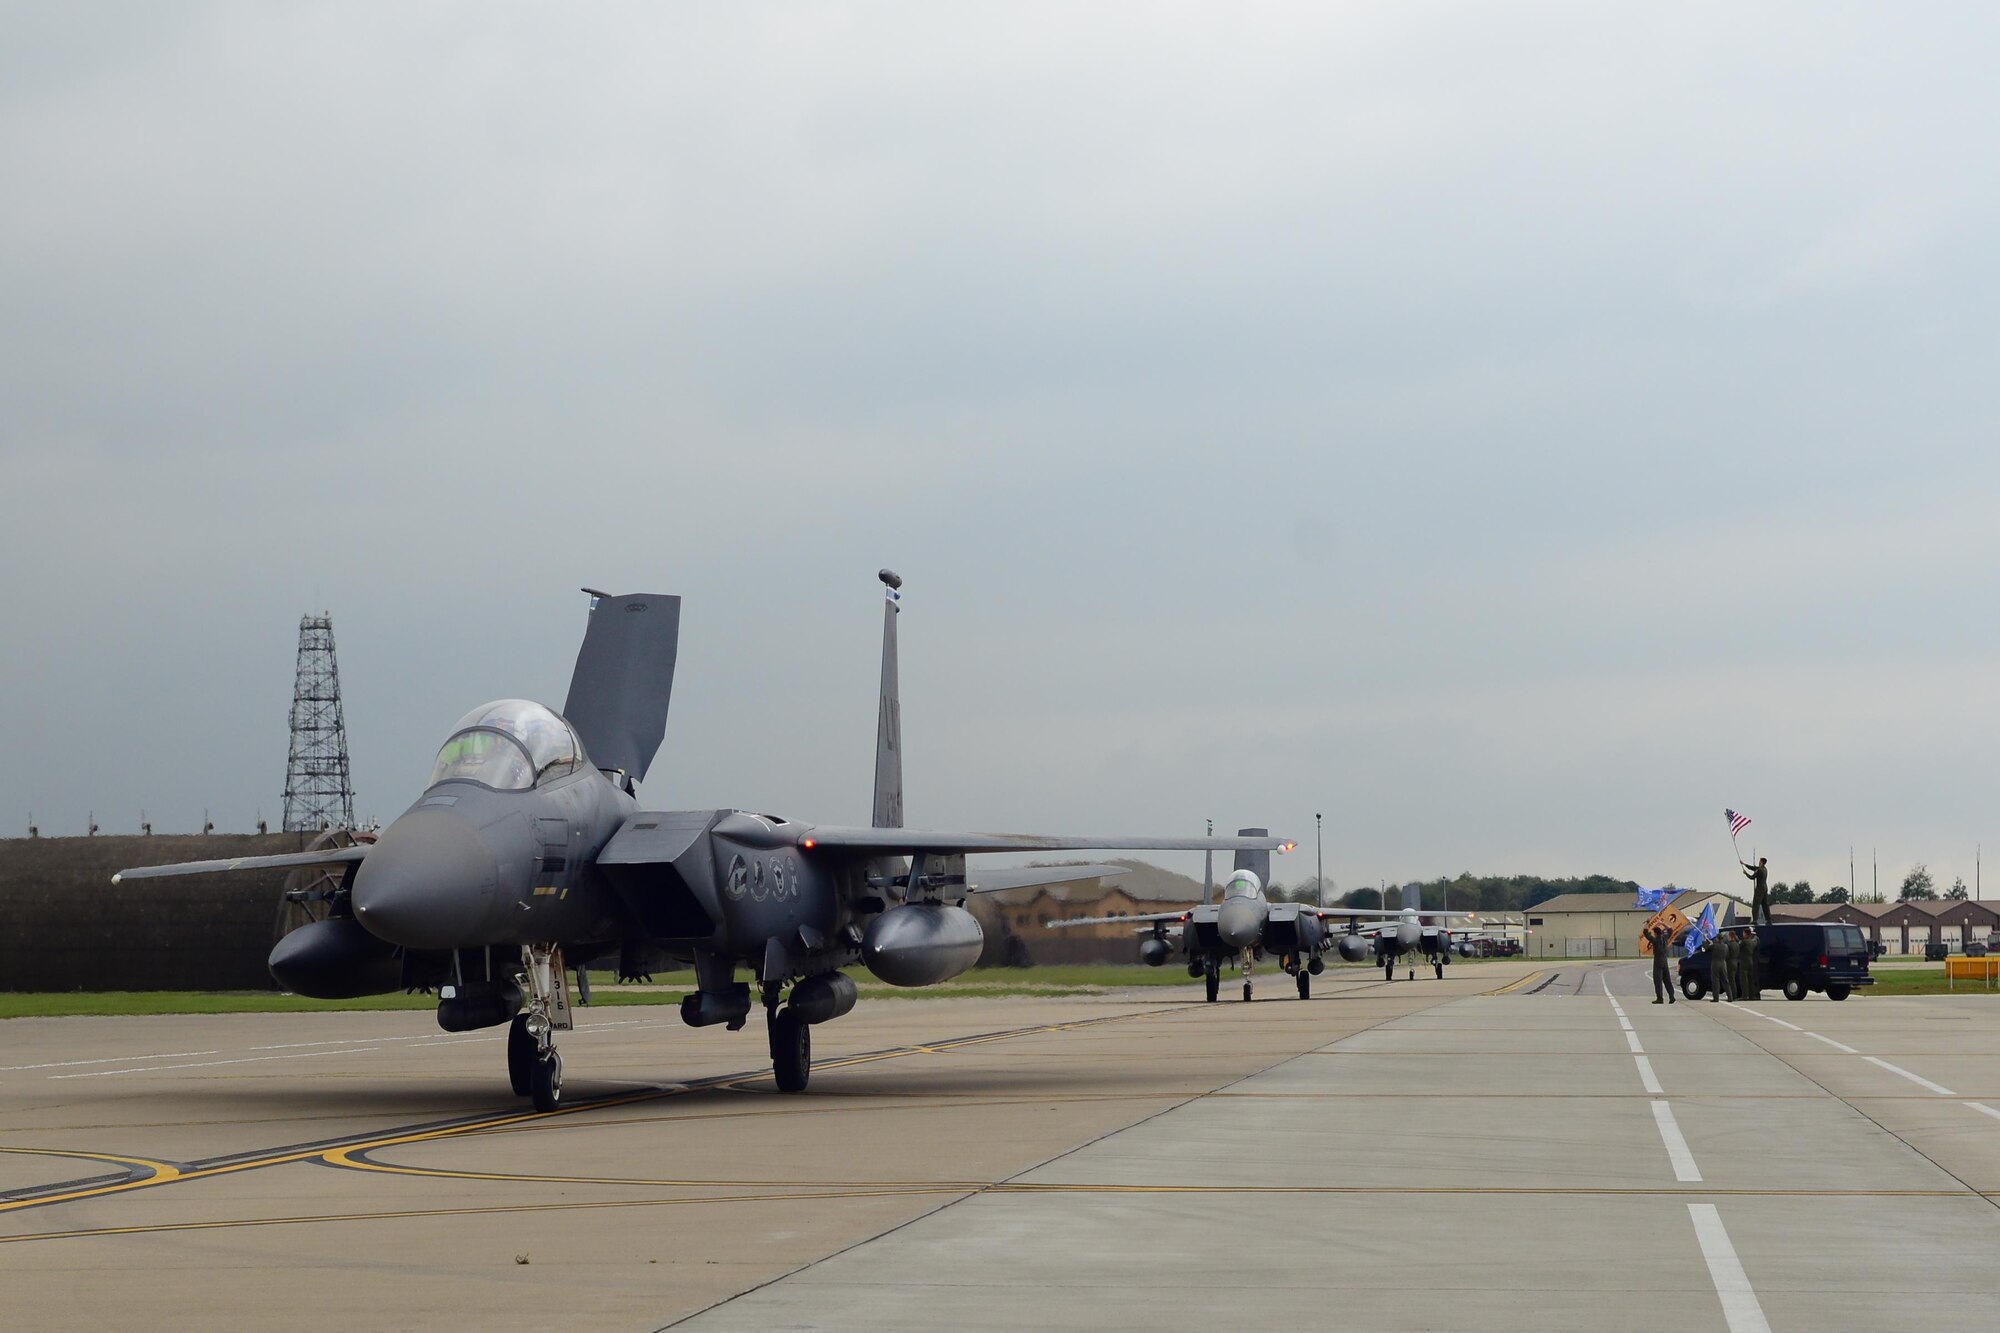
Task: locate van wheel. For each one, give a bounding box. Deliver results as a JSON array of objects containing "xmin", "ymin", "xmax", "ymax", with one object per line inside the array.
[
  {"xmin": 1681, "ymin": 976, "xmax": 1705, "ymax": 1002},
  {"xmin": 1826, "ymin": 984, "xmax": 1851, "ymax": 1001},
  {"xmin": 1783, "ymin": 978, "xmax": 1807, "ymax": 1002}
]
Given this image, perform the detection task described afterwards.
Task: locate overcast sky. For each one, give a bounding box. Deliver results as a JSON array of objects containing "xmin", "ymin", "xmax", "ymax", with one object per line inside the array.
[{"xmin": 4, "ymin": 3, "xmax": 1996, "ymax": 900}]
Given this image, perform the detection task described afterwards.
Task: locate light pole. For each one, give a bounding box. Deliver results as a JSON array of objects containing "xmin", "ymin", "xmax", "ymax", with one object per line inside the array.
[{"xmin": 1315, "ymin": 813, "xmax": 1324, "ymax": 909}]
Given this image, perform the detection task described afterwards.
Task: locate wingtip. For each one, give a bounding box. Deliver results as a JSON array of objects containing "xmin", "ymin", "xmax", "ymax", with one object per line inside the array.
[{"xmin": 110, "ymin": 873, "xmax": 123, "ymax": 885}]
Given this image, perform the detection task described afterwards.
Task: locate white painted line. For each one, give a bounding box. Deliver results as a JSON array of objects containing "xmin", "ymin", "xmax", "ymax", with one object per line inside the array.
[
  {"xmin": 1864, "ymin": 1056, "xmax": 1956, "ymax": 1096},
  {"xmin": 1688, "ymin": 1204, "xmax": 1771, "ymax": 1333},
  {"xmin": 1651, "ymin": 1100, "xmax": 1702, "ymax": 1182},
  {"xmin": 1634, "ymin": 1054, "xmax": 1664, "ymax": 1095},
  {"xmin": 1807, "ymin": 1031, "xmax": 1858, "ymax": 1054},
  {"xmin": 1739, "ymin": 1009, "xmax": 1803, "ymax": 1032},
  {"xmin": 53, "ymin": 1048, "xmax": 381, "ymax": 1080},
  {"xmin": 1964, "ymin": 1102, "xmax": 2000, "ymax": 1122},
  {"xmin": 1625, "ymin": 1030, "xmax": 1645, "ymax": 1054},
  {"xmin": 0, "ymin": 1051, "xmax": 218, "ymax": 1072},
  {"xmin": 1617, "ymin": 1016, "xmax": 1635, "ymax": 1032}
]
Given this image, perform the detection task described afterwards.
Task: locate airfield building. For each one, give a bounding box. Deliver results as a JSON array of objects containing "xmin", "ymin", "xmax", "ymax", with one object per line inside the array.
[{"xmin": 1524, "ymin": 890, "xmax": 1740, "ymax": 960}]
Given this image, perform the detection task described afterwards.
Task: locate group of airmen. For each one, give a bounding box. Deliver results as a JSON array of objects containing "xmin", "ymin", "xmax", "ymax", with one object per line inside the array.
[{"xmin": 1646, "ymin": 921, "xmax": 1761, "ymax": 1004}]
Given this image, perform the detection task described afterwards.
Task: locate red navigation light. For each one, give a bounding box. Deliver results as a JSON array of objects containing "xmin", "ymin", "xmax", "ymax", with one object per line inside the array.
[
  {"xmin": 1280, "ymin": 842, "xmax": 1297, "ymax": 853},
  {"xmin": 802, "ymin": 838, "xmax": 816, "ymax": 850}
]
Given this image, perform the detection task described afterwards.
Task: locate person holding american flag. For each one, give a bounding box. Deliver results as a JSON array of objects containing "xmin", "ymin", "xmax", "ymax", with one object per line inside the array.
[{"xmin": 1727, "ymin": 808, "xmax": 1772, "ymax": 925}]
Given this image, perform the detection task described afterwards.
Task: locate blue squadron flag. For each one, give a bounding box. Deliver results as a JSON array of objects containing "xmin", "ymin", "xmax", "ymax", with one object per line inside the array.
[
  {"xmin": 1683, "ymin": 902, "xmax": 1718, "ymax": 957},
  {"xmin": 1635, "ymin": 886, "xmax": 1677, "ymax": 913}
]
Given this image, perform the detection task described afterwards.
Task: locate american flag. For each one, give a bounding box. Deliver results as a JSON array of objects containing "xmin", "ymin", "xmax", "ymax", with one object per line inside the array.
[{"xmin": 1725, "ymin": 808, "xmax": 1752, "ymax": 837}]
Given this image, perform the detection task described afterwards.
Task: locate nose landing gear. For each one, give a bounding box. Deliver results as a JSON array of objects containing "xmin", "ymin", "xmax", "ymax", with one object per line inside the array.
[{"xmin": 515, "ymin": 943, "xmax": 572, "ymax": 1112}]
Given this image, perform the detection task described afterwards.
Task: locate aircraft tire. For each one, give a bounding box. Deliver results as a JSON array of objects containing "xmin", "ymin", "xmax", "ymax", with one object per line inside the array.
[
  {"xmin": 1242, "ymin": 980, "xmax": 1252, "ymax": 1003},
  {"xmin": 1205, "ymin": 971, "xmax": 1220, "ymax": 1003},
  {"xmin": 530, "ymin": 1049, "xmax": 563, "ymax": 1113},
  {"xmin": 507, "ymin": 1015, "xmax": 535, "ymax": 1097},
  {"xmin": 1296, "ymin": 971, "xmax": 1310, "ymax": 1000},
  {"xmin": 771, "ymin": 1010, "xmax": 811, "ymax": 1093},
  {"xmin": 1435, "ymin": 961, "xmax": 1444, "ymax": 980}
]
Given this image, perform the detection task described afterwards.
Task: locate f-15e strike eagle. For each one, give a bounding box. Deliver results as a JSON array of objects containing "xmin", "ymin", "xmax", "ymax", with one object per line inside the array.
[
  {"xmin": 1051, "ymin": 843, "xmax": 1475, "ymax": 998},
  {"xmin": 117, "ymin": 573, "xmax": 1284, "ymax": 1110}
]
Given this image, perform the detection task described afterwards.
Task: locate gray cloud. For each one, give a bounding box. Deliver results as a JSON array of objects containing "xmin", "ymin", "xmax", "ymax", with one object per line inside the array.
[{"xmin": 4, "ymin": 2, "xmax": 1996, "ymax": 898}]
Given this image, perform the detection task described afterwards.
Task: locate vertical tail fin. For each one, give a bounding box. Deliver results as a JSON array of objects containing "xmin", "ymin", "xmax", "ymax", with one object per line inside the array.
[
  {"xmin": 1233, "ymin": 828, "xmax": 1271, "ymax": 895},
  {"xmin": 563, "ymin": 590, "xmax": 681, "ymax": 784},
  {"xmin": 871, "ymin": 570, "xmax": 904, "ymax": 829}
]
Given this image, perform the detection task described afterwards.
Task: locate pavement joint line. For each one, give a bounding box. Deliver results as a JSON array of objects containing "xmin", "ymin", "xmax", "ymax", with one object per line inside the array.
[
  {"xmin": 0, "ymin": 1051, "xmax": 221, "ymax": 1073},
  {"xmin": 1864, "ymin": 1056, "xmax": 1956, "ymax": 1096},
  {"xmin": 1651, "ymin": 1100, "xmax": 1702, "ymax": 1182},
  {"xmin": 1688, "ymin": 1203, "xmax": 1772, "ymax": 1333},
  {"xmin": 51, "ymin": 1046, "xmax": 386, "ymax": 1080}
]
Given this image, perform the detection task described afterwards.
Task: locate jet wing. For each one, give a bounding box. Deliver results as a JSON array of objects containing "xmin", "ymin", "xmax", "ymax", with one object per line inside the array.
[
  {"xmin": 1311, "ymin": 907, "xmax": 1480, "ymax": 920},
  {"xmin": 113, "ymin": 845, "xmax": 370, "ymax": 884},
  {"xmin": 796, "ymin": 827, "xmax": 1290, "ymax": 855},
  {"xmin": 964, "ymin": 864, "xmax": 1128, "ymax": 894},
  {"xmin": 1046, "ymin": 911, "xmax": 1190, "ymax": 929}
]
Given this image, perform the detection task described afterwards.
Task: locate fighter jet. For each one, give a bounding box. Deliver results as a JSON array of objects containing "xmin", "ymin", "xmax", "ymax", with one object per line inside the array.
[
  {"xmin": 116, "ymin": 573, "xmax": 1284, "ymax": 1110},
  {"xmin": 1051, "ymin": 842, "xmax": 1478, "ymax": 997},
  {"xmin": 1049, "ymin": 835, "xmax": 1350, "ymax": 1003},
  {"xmin": 1338, "ymin": 889, "xmax": 1480, "ymax": 980}
]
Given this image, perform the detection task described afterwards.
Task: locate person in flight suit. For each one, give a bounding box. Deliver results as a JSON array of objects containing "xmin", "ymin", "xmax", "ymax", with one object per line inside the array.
[
  {"xmin": 1647, "ymin": 923, "xmax": 1677, "ymax": 1004},
  {"xmin": 1739, "ymin": 928, "xmax": 1762, "ymax": 1001},
  {"xmin": 1711, "ymin": 933, "xmax": 1733, "ymax": 1002},
  {"xmin": 1742, "ymin": 857, "xmax": 1772, "ymax": 925}
]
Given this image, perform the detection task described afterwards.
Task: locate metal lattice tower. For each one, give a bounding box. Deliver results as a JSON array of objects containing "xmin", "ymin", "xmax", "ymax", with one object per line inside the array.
[{"xmin": 282, "ymin": 614, "xmax": 356, "ymax": 832}]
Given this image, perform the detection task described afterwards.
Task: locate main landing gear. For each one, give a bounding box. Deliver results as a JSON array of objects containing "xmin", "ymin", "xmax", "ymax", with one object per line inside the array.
[
  {"xmin": 1296, "ymin": 970, "xmax": 1311, "ymax": 1000},
  {"xmin": 514, "ymin": 943, "xmax": 572, "ymax": 1112},
  {"xmin": 1205, "ymin": 967, "xmax": 1220, "ymax": 1003},
  {"xmin": 1434, "ymin": 957, "xmax": 1445, "ymax": 980},
  {"xmin": 769, "ymin": 1008, "xmax": 811, "ymax": 1093}
]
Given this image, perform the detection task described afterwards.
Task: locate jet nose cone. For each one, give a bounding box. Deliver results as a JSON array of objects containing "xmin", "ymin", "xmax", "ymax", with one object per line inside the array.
[
  {"xmin": 351, "ymin": 809, "xmax": 499, "ymax": 949},
  {"xmin": 1217, "ymin": 897, "xmax": 1266, "ymax": 950}
]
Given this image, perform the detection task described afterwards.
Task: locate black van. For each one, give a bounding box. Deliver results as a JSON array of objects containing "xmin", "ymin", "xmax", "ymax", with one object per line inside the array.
[{"xmin": 1678, "ymin": 922, "xmax": 1874, "ymax": 1001}]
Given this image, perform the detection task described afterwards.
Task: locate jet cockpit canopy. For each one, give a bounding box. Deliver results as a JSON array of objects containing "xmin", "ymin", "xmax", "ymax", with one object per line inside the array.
[
  {"xmin": 427, "ymin": 699, "xmax": 583, "ymax": 791},
  {"xmin": 1223, "ymin": 869, "xmax": 1263, "ymax": 899}
]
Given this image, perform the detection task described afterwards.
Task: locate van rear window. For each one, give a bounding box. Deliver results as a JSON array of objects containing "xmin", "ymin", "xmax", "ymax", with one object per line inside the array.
[{"xmin": 1827, "ymin": 926, "xmax": 1865, "ymax": 952}]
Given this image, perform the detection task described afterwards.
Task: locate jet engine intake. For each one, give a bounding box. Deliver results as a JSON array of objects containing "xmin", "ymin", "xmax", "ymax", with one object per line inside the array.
[
  {"xmin": 1337, "ymin": 935, "xmax": 1370, "ymax": 963},
  {"xmin": 1138, "ymin": 937, "xmax": 1171, "ymax": 967},
  {"xmin": 862, "ymin": 903, "xmax": 983, "ymax": 987},
  {"xmin": 787, "ymin": 971, "xmax": 858, "ymax": 1025}
]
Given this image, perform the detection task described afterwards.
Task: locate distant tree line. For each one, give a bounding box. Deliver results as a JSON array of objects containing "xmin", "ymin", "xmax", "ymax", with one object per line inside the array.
[
  {"xmin": 1260, "ymin": 861, "xmax": 1974, "ymax": 913},
  {"xmin": 1265, "ymin": 873, "xmax": 1654, "ymax": 914}
]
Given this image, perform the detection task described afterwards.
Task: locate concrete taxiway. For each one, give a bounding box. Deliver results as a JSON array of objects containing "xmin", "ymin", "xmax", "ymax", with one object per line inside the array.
[{"xmin": 4, "ymin": 960, "xmax": 1999, "ymax": 1330}]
